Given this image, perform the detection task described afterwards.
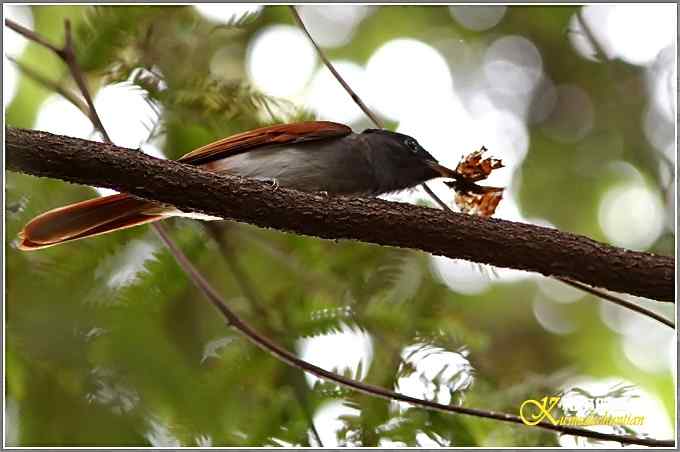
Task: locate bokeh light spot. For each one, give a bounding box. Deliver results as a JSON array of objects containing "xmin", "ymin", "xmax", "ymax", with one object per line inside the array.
[
  {"xmin": 431, "ymin": 256, "xmax": 490, "ymax": 295},
  {"xmin": 606, "ymin": 4, "xmax": 677, "ymax": 66},
  {"xmin": 532, "ymin": 297, "xmax": 578, "ymax": 335},
  {"xmin": 542, "ymin": 84, "xmax": 594, "ymax": 143},
  {"xmin": 246, "ymin": 25, "xmax": 317, "ymax": 98},
  {"xmin": 306, "ymin": 60, "xmax": 368, "ymax": 124},
  {"xmin": 449, "ymin": 6, "xmax": 506, "ymax": 31},
  {"xmin": 484, "ymin": 35, "xmax": 543, "ymax": 96},
  {"xmin": 35, "ymin": 94, "xmax": 93, "ymax": 139},
  {"xmin": 94, "ymin": 83, "xmax": 160, "ymax": 149},
  {"xmin": 296, "ymin": 323, "xmax": 373, "ymax": 387},
  {"xmin": 366, "ymin": 38, "xmax": 453, "ymax": 120},
  {"xmin": 568, "ymin": 6, "xmax": 617, "ymax": 62},
  {"xmin": 394, "ymin": 344, "xmax": 474, "ymax": 407},
  {"xmin": 313, "ymin": 400, "xmax": 360, "ymax": 447},
  {"xmin": 4, "ymin": 5, "xmax": 34, "ymax": 108},
  {"xmin": 598, "ymin": 182, "xmax": 664, "ymax": 250},
  {"xmin": 297, "ymin": 6, "xmax": 373, "ymax": 48}
]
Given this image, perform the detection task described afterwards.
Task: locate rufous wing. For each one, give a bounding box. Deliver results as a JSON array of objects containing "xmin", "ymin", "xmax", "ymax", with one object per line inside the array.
[{"xmin": 178, "ymin": 121, "xmax": 352, "ymax": 166}]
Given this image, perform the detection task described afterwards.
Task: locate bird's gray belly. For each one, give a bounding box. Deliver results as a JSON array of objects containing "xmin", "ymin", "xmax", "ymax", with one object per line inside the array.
[{"xmin": 202, "ymin": 142, "xmax": 377, "ymax": 195}]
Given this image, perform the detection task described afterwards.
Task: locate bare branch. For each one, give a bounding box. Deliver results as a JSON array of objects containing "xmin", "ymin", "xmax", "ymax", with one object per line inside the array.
[
  {"xmin": 4, "ymin": 16, "xmax": 675, "ymax": 447},
  {"xmin": 559, "ymin": 278, "xmax": 674, "ymax": 328},
  {"xmin": 6, "ymin": 55, "xmax": 93, "ymax": 121},
  {"xmin": 60, "ymin": 19, "xmax": 111, "ymax": 143},
  {"xmin": 5, "ymin": 18, "xmax": 63, "ymax": 55},
  {"xmin": 6, "ymin": 128, "xmax": 675, "ymax": 303},
  {"xmin": 289, "ymin": 6, "xmax": 383, "ymax": 128},
  {"xmin": 150, "ymin": 226, "xmax": 673, "ymax": 448},
  {"xmin": 288, "ymin": 6, "xmax": 673, "ymax": 327},
  {"xmin": 5, "ymin": 18, "xmax": 111, "ymax": 143}
]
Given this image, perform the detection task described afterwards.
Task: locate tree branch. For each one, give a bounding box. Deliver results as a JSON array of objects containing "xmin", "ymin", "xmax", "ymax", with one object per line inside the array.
[
  {"xmin": 6, "ymin": 127, "xmax": 674, "ymax": 303},
  {"xmin": 288, "ymin": 7, "xmax": 675, "ymax": 326},
  {"xmin": 5, "ymin": 16, "xmax": 674, "ymax": 447},
  {"xmin": 152, "ymin": 225, "xmax": 674, "ymax": 448}
]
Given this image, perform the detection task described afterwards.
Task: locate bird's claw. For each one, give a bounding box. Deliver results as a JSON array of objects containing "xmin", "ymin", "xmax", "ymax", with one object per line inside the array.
[{"xmin": 267, "ymin": 178, "xmax": 280, "ymax": 191}]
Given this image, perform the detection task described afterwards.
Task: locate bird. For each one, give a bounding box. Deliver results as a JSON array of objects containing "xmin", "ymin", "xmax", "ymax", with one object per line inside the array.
[{"xmin": 18, "ymin": 121, "xmax": 459, "ymax": 250}]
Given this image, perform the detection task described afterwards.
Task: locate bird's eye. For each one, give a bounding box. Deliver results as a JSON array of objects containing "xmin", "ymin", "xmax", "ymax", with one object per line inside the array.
[{"xmin": 404, "ymin": 138, "xmax": 419, "ymax": 153}]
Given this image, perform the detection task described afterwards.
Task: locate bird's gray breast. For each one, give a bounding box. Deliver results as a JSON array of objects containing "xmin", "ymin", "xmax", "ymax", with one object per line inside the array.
[{"xmin": 202, "ymin": 135, "xmax": 378, "ymax": 195}]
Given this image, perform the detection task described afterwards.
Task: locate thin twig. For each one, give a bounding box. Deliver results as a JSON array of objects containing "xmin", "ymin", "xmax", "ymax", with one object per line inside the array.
[
  {"xmin": 203, "ymin": 223, "xmax": 324, "ymax": 447},
  {"xmin": 151, "ymin": 227, "xmax": 673, "ymax": 448},
  {"xmin": 5, "ymin": 18, "xmax": 63, "ymax": 55},
  {"xmin": 61, "ymin": 19, "xmax": 111, "ymax": 143},
  {"xmin": 288, "ymin": 6, "xmax": 451, "ymax": 217},
  {"xmin": 288, "ymin": 6, "xmax": 675, "ymax": 329},
  {"xmin": 421, "ymin": 182, "xmax": 453, "ymax": 211},
  {"xmin": 575, "ymin": 9, "xmax": 674, "ymax": 194},
  {"xmin": 6, "ymin": 18, "xmax": 674, "ymax": 447},
  {"xmin": 4, "ymin": 18, "xmax": 111, "ymax": 143},
  {"xmin": 289, "ymin": 7, "xmax": 383, "ymax": 129},
  {"xmin": 6, "ymin": 55, "xmax": 93, "ymax": 122},
  {"xmin": 559, "ymin": 278, "xmax": 674, "ymax": 329}
]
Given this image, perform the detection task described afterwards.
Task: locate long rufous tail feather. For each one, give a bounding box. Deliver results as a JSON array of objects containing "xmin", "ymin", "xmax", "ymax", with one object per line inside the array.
[{"xmin": 18, "ymin": 194, "xmax": 164, "ymax": 251}]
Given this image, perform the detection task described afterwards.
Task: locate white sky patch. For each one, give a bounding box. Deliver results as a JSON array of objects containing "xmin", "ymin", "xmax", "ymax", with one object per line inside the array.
[
  {"xmin": 193, "ymin": 4, "xmax": 262, "ymax": 23},
  {"xmin": 606, "ymin": 4, "xmax": 676, "ymax": 66},
  {"xmin": 306, "ymin": 60, "xmax": 368, "ymax": 124},
  {"xmin": 35, "ymin": 93, "xmax": 94, "ymax": 139},
  {"xmin": 568, "ymin": 5, "xmax": 618, "ymax": 62},
  {"xmin": 246, "ymin": 25, "xmax": 317, "ymax": 98},
  {"xmin": 3, "ymin": 5, "xmax": 33, "ymax": 108},
  {"xmin": 570, "ymin": 4, "xmax": 676, "ymax": 67},
  {"xmin": 94, "ymin": 83, "xmax": 160, "ymax": 149},
  {"xmin": 366, "ymin": 38, "xmax": 454, "ymax": 121},
  {"xmin": 296, "ymin": 322, "xmax": 373, "ymax": 387},
  {"xmin": 312, "ymin": 400, "xmax": 360, "ymax": 447}
]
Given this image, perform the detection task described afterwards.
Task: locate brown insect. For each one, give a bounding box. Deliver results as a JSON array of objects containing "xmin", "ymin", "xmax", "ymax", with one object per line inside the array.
[{"xmin": 445, "ymin": 146, "xmax": 505, "ymax": 218}]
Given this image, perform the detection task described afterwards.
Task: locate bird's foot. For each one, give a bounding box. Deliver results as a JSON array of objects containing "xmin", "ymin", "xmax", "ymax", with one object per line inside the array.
[{"xmin": 258, "ymin": 178, "xmax": 280, "ymax": 191}]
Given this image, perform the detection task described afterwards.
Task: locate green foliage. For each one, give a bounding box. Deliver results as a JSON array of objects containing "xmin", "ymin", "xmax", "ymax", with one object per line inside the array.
[{"xmin": 5, "ymin": 4, "xmax": 675, "ymax": 447}]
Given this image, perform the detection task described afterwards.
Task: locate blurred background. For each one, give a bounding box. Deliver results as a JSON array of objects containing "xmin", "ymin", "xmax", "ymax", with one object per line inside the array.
[{"xmin": 4, "ymin": 4, "xmax": 676, "ymax": 446}]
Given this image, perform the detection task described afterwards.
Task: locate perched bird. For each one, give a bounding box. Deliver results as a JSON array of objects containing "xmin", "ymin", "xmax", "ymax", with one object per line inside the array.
[{"xmin": 18, "ymin": 121, "xmax": 458, "ymax": 250}]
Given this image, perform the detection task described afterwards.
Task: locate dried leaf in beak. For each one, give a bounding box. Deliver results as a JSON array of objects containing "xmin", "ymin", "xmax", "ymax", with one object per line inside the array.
[
  {"xmin": 444, "ymin": 146, "xmax": 505, "ymax": 217},
  {"xmin": 454, "ymin": 146, "xmax": 504, "ymax": 183}
]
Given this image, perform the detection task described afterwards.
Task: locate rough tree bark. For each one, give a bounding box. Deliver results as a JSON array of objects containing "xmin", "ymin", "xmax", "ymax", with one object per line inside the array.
[{"xmin": 6, "ymin": 127, "xmax": 675, "ymax": 302}]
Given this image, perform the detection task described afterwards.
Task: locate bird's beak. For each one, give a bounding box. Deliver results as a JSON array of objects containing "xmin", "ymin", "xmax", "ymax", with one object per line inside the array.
[{"xmin": 427, "ymin": 160, "xmax": 458, "ymax": 179}]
